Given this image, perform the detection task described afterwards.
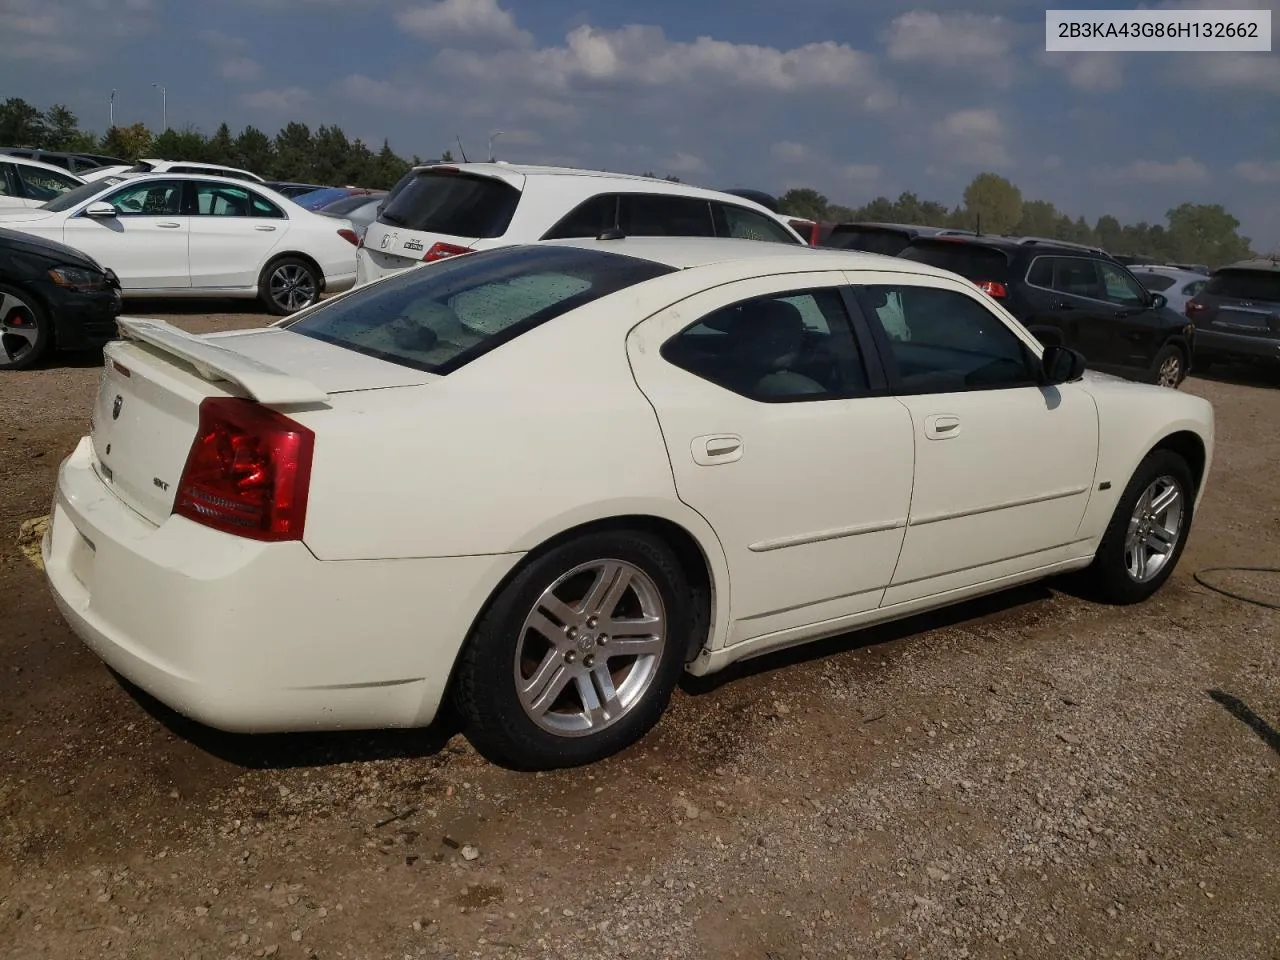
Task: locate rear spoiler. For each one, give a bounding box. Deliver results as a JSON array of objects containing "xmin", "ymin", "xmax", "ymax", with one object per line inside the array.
[{"xmin": 116, "ymin": 317, "xmax": 329, "ymax": 406}]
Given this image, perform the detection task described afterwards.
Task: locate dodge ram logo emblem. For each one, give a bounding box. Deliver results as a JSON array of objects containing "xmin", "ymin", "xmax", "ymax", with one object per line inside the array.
[{"xmin": 111, "ymin": 395, "xmax": 123, "ymax": 420}]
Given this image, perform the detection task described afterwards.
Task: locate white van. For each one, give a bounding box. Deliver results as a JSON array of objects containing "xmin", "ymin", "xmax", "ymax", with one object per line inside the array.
[{"xmin": 357, "ymin": 163, "xmax": 804, "ymax": 285}]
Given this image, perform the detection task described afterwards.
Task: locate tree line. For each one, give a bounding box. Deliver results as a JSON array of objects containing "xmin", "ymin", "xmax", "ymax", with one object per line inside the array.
[
  {"xmin": 779, "ymin": 172, "xmax": 1255, "ymax": 267},
  {"xmin": 1, "ymin": 97, "xmax": 1256, "ymax": 266}
]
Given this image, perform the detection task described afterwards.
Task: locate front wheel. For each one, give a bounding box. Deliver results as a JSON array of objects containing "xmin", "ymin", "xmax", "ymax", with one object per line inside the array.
[
  {"xmin": 1151, "ymin": 344, "xmax": 1187, "ymax": 388},
  {"xmin": 454, "ymin": 530, "xmax": 692, "ymax": 770},
  {"xmin": 0, "ymin": 284, "xmax": 52, "ymax": 371},
  {"xmin": 1079, "ymin": 449, "xmax": 1194, "ymax": 604},
  {"xmin": 259, "ymin": 257, "xmax": 320, "ymax": 316}
]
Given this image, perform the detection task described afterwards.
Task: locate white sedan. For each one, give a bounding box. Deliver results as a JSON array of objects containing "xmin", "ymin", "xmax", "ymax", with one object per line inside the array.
[
  {"xmin": 0, "ymin": 174, "xmax": 358, "ymax": 314},
  {"xmin": 42, "ymin": 238, "xmax": 1214, "ymax": 769}
]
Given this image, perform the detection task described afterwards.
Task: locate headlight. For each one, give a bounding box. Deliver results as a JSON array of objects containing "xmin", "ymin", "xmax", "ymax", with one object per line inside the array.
[{"xmin": 48, "ymin": 265, "xmax": 110, "ymax": 291}]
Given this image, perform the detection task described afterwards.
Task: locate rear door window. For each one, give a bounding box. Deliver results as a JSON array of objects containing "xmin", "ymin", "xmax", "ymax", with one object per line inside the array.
[
  {"xmin": 825, "ymin": 227, "xmax": 912, "ymax": 256},
  {"xmin": 1131, "ymin": 273, "xmax": 1177, "ymax": 292},
  {"xmin": 712, "ymin": 202, "xmax": 802, "ymax": 244},
  {"xmin": 281, "ymin": 245, "xmax": 676, "ymax": 374},
  {"xmin": 1205, "ymin": 269, "xmax": 1280, "ymax": 303},
  {"xmin": 619, "ymin": 194, "xmax": 715, "ymax": 237},
  {"xmin": 1047, "ymin": 257, "xmax": 1104, "ymax": 300},
  {"xmin": 378, "ymin": 171, "xmax": 522, "ymax": 239},
  {"xmin": 541, "ymin": 194, "xmax": 619, "ymax": 239},
  {"xmin": 17, "ymin": 165, "xmax": 81, "ymax": 200}
]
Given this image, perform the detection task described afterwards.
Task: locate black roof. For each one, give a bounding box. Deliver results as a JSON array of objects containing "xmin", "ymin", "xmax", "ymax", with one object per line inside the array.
[
  {"xmin": 0, "ymin": 227, "xmax": 105, "ymax": 270},
  {"xmin": 1216, "ymin": 257, "xmax": 1280, "ymax": 274},
  {"xmin": 904, "ymin": 233, "xmax": 1112, "ymax": 258}
]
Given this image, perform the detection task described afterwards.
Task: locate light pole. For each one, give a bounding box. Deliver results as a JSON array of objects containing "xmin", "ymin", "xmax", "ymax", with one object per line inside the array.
[
  {"xmin": 109, "ymin": 89, "xmax": 117, "ymax": 128},
  {"xmin": 151, "ymin": 82, "xmax": 167, "ymax": 131},
  {"xmin": 488, "ymin": 130, "xmax": 505, "ymax": 162}
]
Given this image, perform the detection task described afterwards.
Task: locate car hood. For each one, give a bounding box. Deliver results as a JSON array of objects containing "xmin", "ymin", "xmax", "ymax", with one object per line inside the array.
[
  {"xmin": 0, "ymin": 226, "xmax": 101, "ymax": 271},
  {"xmin": 1081, "ymin": 369, "xmax": 1127, "ymax": 385},
  {"xmin": 0, "ymin": 209, "xmax": 58, "ymax": 224}
]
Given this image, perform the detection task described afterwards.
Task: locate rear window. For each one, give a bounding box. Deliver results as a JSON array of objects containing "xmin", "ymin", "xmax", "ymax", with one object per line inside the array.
[
  {"xmin": 1205, "ymin": 269, "xmax": 1280, "ymax": 303},
  {"xmin": 281, "ymin": 245, "xmax": 676, "ymax": 375},
  {"xmin": 823, "ymin": 227, "xmax": 911, "ymax": 256},
  {"xmin": 898, "ymin": 240, "xmax": 1011, "ymax": 283},
  {"xmin": 1131, "ymin": 273, "xmax": 1177, "ymax": 292},
  {"xmin": 377, "ymin": 171, "xmax": 520, "ymax": 239}
]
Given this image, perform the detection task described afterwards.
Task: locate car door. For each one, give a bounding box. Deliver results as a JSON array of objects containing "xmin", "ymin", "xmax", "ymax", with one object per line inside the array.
[
  {"xmin": 1024, "ymin": 256, "xmax": 1118, "ymax": 369},
  {"xmin": 1089, "ymin": 259, "xmax": 1169, "ymax": 374},
  {"xmin": 851, "ymin": 275, "xmax": 1099, "ymax": 605},
  {"xmin": 626, "ymin": 272, "xmax": 915, "ymax": 644},
  {"xmin": 60, "ymin": 179, "xmax": 190, "ymax": 290},
  {"xmin": 185, "ymin": 181, "xmax": 287, "ymax": 289}
]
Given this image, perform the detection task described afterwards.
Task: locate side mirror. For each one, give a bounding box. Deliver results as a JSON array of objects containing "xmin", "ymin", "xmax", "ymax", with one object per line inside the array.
[
  {"xmin": 84, "ymin": 201, "xmax": 117, "ymax": 218},
  {"xmin": 1042, "ymin": 344, "xmax": 1087, "ymax": 385},
  {"xmin": 1150, "ymin": 292, "xmax": 1167, "ymax": 310}
]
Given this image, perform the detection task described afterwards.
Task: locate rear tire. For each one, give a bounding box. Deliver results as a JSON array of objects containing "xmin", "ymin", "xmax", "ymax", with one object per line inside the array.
[
  {"xmin": 454, "ymin": 530, "xmax": 691, "ymax": 770},
  {"xmin": 259, "ymin": 257, "xmax": 320, "ymax": 316},
  {"xmin": 1150, "ymin": 344, "xmax": 1186, "ymax": 388},
  {"xmin": 0, "ymin": 284, "xmax": 51, "ymax": 371},
  {"xmin": 1079, "ymin": 449, "xmax": 1194, "ymax": 604}
]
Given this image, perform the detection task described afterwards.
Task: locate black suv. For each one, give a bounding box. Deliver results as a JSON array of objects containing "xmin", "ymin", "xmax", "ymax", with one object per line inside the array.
[
  {"xmin": 1185, "ymin": 258, "xmax": 1280, "ymax": 372},
  {"xmin": 897, "ymin": 235, "xmax": 1194, "ymax": 387},
  {"xmin": 821, "ymin": 222, "xmax": 974, "ymax": 257}
]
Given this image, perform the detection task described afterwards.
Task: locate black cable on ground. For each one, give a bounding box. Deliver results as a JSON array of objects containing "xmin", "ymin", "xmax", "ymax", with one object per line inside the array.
[{"xmin": 1193, "ymin": 566, "xmax": 1280, "ymax": 611}]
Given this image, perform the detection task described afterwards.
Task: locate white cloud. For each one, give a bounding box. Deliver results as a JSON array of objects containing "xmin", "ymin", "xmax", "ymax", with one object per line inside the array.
[
  {"xmin": 242, "ymin": 86, "xmax": 314, "ymax": 112},
  {"xmin": 882, "ymin": 11, "xmax": 1019, "ymax": 85},
  {"xmin": 771, "ymin": 141, "xmax": 811, "ymax": 163},
  {"xmin": 0, "ymin": 0, "xmax": 156, "ymax": 62},
  {"xmin": 396, "ymin": 0, "xmax": 533, "ymax": 47},
  {"xmin": 219, "ymin": 57, "xmax": 262, "ymax": 82},
  {"xmin": 842, "ymin": 163, "xmax": 881, "ymax": 182},
  {"xmin": 1233, "ymin": 160, "xmax": 1280, "ymax": 184},
  {"xmin": 662, "ymin": 151, "xmax": 709, "ymax": 176},
  {"xmin": 933, "ymin": 108, "xmax": 1010, "ymax": 167},
  {"xmin": 1183, "ymin": 54, "xmax": 1280, "ymax": 93},
  {"xmin": 1109, "ymin": 157, "xmax": 1210, "ymax": 183}
]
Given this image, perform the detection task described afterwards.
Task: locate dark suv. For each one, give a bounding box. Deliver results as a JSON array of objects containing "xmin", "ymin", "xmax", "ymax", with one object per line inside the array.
[
  {"xmin": 897, "ymin": 235, "xmax": 1195, "ymax": 387},
  {"xmin": 1185, "ymin": 258, "xmax": 1280, "ymax": 372},
  {"xmin": 821, "ymin": 222, "xmax": 974, "ymax": 257}
]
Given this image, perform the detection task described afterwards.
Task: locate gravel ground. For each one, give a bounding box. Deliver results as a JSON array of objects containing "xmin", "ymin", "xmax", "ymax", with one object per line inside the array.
[{"xmin": 1, "ymin": 304, "xmax": 1278, "ymax": 960}]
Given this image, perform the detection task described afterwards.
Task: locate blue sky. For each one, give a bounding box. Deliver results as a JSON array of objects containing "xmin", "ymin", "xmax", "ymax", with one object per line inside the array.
[{"xmin": 3, "ymin": 0, "xmax": 1278, "ymax": 249}]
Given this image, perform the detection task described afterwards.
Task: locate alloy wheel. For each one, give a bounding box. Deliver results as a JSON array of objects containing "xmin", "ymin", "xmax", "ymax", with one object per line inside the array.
[
  {"xmin": 1124, "ymin": 475, "xmax": 1184, "ymax": 583},
  {"xmin": 269, "ymin": 264, "xmax": 317, "ymax": 313},
  {"xmin": 0, "ymin": 292, "xmax": 41, "ymax": 368}
]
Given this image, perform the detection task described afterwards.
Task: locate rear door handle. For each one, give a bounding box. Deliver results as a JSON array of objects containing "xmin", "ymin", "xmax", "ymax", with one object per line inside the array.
[
  {"xmin": 692, "ymin": 434, "xmax": 743, "ymax": 465},
  {"xmin": 254, "ymin": 225, "xmax": 277, "ymax": 232},
  {"xmin": 924, "ymin": 415, "xmax": 961, "ymax": 440},
  {"xmin": 156, "ymin": 222, "xmax": 181, "ymax": 228}
]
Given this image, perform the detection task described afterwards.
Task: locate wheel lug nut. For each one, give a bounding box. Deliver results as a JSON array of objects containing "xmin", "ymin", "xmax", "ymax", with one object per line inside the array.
[
  {"xmin": 564, "ymin": 651, "xmax": 576, "ymax": 664},
  {"xmin": 586, "ymin": 616, "xmax": 599, "ymax": 629},
  {"xmin": 583, "ymin": 654, "xmax": 594, "ymax": 668},
  {"xmin": 565, "ymin": 625, "xmax": 578, "ymax": 639},
  {"xmin": 597, "ymin": 634, "xmax": 609, "ymax": 646}
]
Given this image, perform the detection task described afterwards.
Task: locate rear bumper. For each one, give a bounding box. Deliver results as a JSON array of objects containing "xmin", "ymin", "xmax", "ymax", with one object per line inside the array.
[
  {"xmin": 1194, "ymin": 328, "xmax": 1280, "ymax": 364},
  {"xmin": 355, "ymin": 247, "xmax": 419, "ymax": 286},
  {"xmin": 43, "ymin": 436, "xmax": 521, "ymax": 733},
  {"xmin": 324, "ymin": 270, "xmax": 357, "ymax": 296}
]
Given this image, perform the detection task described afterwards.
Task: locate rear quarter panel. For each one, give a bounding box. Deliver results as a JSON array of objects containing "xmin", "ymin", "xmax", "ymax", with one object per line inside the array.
[{"xmin": 1072, "ymin": 375, "xmax": 1214, "ymax": 544}]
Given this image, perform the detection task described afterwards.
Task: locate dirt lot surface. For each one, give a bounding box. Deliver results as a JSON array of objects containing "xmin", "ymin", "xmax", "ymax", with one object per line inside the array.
[{"xmin": 2, "ymin": 304, "xmax": 1278, "ymax": 960}]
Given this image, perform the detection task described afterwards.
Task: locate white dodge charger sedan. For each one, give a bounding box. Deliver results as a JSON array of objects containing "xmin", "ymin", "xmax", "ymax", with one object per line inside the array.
[
  {"xmin": 42, "ymin": 238, "xmax": 1214, "ymax": 769},
  {"xmin": 0, "ymin": 174, "xmax": 358, "ymax": 315}
]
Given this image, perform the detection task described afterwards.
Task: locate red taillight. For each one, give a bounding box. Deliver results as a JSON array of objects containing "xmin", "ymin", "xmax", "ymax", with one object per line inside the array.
[
  {"xmin": 1185, "ymin": 300, "xmax": 1207, "ymax": 317},
  {"xmin": 173, "ymin": 398, "xmax": 315, "ymax": 542},
  {"xmin": 338, "ymin": 228, "xmax": 359, "ymax": 246},
  {"xmin": 423, "ymin": 242, "xmax": 472, "ymax": 262},
  {"xmin": 977, "ymin": 280, "xmax": 1007, "ymax": 298}
]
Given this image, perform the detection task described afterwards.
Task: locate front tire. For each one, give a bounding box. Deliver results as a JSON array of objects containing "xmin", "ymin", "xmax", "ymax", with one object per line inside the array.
[
  {"xmin": 0, "ymin": 284, "xmax": 52, "ymax": 371},
  {"xmin": 259, "ymin": 257, "xmax": 320, "ymax": 316},
  {"xmin": 454, "ymin": 530, "xmax": 692, "ymax": 770},
  {"xmin": 1080, "ymin": 449, "xmax": 1194, "ymax": 604},
  {"xmin": 1150, "ymin": 344, "xmax": 1187, "ymax": 388}
]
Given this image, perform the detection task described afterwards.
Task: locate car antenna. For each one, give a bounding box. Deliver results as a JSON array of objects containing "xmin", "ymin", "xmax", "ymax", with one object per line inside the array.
[
  {"xmin": 976, "ymin": 214, "xmax": 981, "ymax": 236},
  {"xmin": 455, "ymin": 135, "xmax": 468, "ymax": 163},
  {"xmin": 597, "ymin": 227, "xmax": 626, "ymax": 240}
]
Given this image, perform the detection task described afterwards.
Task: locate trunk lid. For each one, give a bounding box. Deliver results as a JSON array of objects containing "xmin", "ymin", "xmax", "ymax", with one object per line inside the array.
[{"xmin": 89, "ymin": 318, "xmax": 437, "ymax": 525}]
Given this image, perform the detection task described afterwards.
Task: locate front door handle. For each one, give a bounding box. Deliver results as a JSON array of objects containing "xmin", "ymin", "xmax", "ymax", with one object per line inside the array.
[
  {"xmin": 691, "ymin": 434, "xmax": 743, "ymax": 466},
  {"xmin": 254, "ymin": 225, "xmax": 277, "ymax": 232},
  {"xmin": 156, "ymin": 221, "xmax": 181, "ymax": 228},
  {"xmin": 924, "ymin": 415, "xmax": 961, "ymax": 440}
]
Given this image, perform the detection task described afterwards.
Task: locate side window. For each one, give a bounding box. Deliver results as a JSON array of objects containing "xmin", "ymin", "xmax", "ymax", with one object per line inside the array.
[
  {"xmin": 540, "ymin": 194, "xmax": 618, "ymax": 239},
  {"xmin": 193, "ymin": 183, "xmax": 252, "ymax": 216},
  {"xmin": 713, "ymin": 203, "xmax": 801, "ymax": 244},
  {"xmin": 1098, "ymin": 261, "xmax": 1146, "ymax": 305},
  {"xmin": 1182, "ymin": 280, "xmax": 1206, "ymax": 297},
  {"xmin": 1132, "ymin": 273, "xmax": 1176, "ymax": 292},
  {"xmin": 250, "ymin": 192, "xmax": 284, "ymax": 218},
  {"xmin": 1050, "ymin": 257, "xmax": 1104, "ymax": 300},
  {"xmin": 660, "ymin": 288, "xmax": 869, "ymax": 401},
  {"xmin": 858, "ymin": 284, "xmax": 1036, "ymax": 394},
  {"xmin": 101, "ymin": 180, "xmax": 182, "ymax": 216},
  {"xmin": 1026, "ymin": 257, "xmax": 1054, "ymax": 288},
  {"xmin": 18, "ymin": 165, "xmax": 80, "ymax": 200},
  {"xmin": 0, "ymin": 163, "xmax": 16, "ymax": 197},
  {"xmin": 619, "ymin": 194, "xmax": 715, "ymax": 237}
]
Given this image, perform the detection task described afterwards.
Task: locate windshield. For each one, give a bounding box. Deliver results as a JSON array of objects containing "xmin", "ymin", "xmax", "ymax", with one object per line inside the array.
[
  {"xmin": 42, "ymin": 180, "xmax": 110, "ymax": 212},
  {"xmin": 378, "ymin": 171, "xmax": 521, "ymax": 238},
  {"xmin": 1205, "ymin": 269, "xmax": 1280, "ymax": 303},
  {"xmin": 823, "ymin": 227, "xmax": 911, "ymax": 256},
  {"xmin": 281, "ymin": 244, "xmax": 675, "ymax": 374},
  {"xmin": 1131, "ymin": 273, "xmax": 1177, "ymax": 292},
  {"xmin": 320, "ymin": 194, "xmax": 383, "ymax": 215},
  {"xmin": 898, "ymin": 241, "xmax": 1011, "ymax": 282}
]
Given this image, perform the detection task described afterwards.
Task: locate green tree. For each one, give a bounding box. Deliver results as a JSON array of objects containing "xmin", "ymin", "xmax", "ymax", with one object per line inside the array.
[
  {"xmin": 1094, "ymin": 214, "xmax": 1124, "ymax": 252},
  {"xmin": 1016, "ymin": 200, "xmax": 1060, "ymax": 237},
  {"xmin": 1165, "ymin": 203, "xmax": 1252, "ymax": 267},
  {"xmin": 42, "ymin": 104, "xmax": 83, "ymax": 150},
  {"xmin": 0, "ymin": 97, "xmax": 46, "ymax": 146},
  {"xmin": 233, "ymin": 126, "xmax": 274, "ymax": 176},
  {"xmin": 100, "ymin": 123, "xmax": 153, "ymax": 161},
  {"xmin": 778, "ymin": 187, "xmax": 830, "ymax": 221},
  {"xmin": 962, "ymin": 173, "xmax": 1022, "ymax": 235},
  {"xmin": 206, "ymin": 123, "xmax": 235, "ymax": 165},
  {"xmin": 151, "ymin": 126, "xmax": 207, "ymax": 162},
  {"xmin": 272, "ymin": 122, "xmax": 314, "ymax": 180}
]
